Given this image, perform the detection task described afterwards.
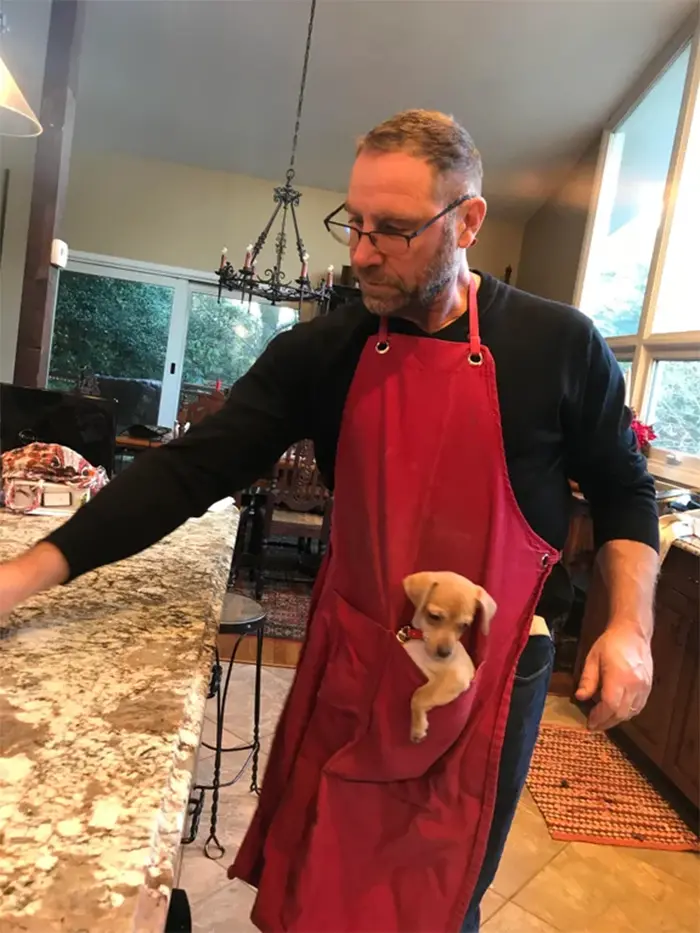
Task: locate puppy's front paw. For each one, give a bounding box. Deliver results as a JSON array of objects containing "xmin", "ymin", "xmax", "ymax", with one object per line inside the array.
[{"xmin": 411, "ymin": 727, "xmax": 428, "ymax": 743}]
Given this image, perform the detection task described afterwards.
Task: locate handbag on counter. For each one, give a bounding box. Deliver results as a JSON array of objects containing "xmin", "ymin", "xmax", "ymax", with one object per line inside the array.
[{"xmin": 0, "ymin": 442, "xmax": 108, "ymax": 513}]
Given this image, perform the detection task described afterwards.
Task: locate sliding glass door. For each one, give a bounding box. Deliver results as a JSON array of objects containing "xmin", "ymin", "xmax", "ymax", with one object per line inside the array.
[
  {"xmin": 50, "ymin": 267, "xmax": 180, "ymax": 430},
  {"xmin": 51, "ymin": 264, "xmax": 300, "ymax": 432},
  {"xmin": 177, "ymin": 286, "xmax": 299, "ymax": 412}
]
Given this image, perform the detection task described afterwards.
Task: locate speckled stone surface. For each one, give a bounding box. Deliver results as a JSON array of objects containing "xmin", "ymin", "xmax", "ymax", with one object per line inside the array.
[
  {"xmin": 675, "ymin": 534, "xmax": 700, "ymax": 557},
  {"xmin": 0, "ymin": 506, "xmax": 239, "ymax": 933}
]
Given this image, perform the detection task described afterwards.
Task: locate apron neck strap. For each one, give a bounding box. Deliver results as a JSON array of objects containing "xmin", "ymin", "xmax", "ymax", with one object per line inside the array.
[{"xmin": 468, "ymin": 274, "xmax": 481, "ymax": 359}]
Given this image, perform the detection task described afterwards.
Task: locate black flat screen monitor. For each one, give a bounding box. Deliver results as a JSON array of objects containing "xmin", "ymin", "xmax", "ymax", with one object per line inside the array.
[{"xmin": 0, "ymin": 384, "xmax": 117, "ymax": 477}]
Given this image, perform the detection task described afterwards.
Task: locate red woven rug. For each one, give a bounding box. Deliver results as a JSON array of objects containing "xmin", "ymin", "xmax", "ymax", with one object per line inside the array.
[
  {"xmin": 232, "ymin": 578, "xmax": 310, "ymax": 642},
  {"xmin": 527, "ymin": 724, "xmax": 699, "ymax": 852}
]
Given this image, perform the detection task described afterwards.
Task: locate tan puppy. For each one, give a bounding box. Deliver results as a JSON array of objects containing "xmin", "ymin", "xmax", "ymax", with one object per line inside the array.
[{"xmin": 402, "ymin": 571, "xmax": 497, "ymax": 743}]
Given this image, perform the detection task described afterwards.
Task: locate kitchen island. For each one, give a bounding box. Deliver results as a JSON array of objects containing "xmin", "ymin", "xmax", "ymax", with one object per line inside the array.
[{"xmin": 0, "ymin": 506, "xmax": 239, "ymax": 933}]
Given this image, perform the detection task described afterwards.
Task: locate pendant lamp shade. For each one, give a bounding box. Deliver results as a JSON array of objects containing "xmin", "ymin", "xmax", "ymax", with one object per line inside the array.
[{"xmin": 0, "ymin": 55, "xmax": 42, "ymax": 137}]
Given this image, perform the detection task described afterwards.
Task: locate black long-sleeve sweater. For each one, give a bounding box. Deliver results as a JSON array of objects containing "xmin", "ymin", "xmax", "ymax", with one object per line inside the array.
[{"xmin": 47, "ymin": 272, "xmax": 659, "ymax": 621}]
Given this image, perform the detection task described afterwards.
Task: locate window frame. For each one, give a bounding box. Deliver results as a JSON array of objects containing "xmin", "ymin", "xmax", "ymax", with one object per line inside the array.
[{"xmin": 574, "ymin": 12, "xmax": 700, "ymax": 488}]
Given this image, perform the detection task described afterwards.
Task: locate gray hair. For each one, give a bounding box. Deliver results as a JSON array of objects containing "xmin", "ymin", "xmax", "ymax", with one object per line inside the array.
[{"xmin": 357, "ymin": 109, "xmax": 483, "ymax": 199}]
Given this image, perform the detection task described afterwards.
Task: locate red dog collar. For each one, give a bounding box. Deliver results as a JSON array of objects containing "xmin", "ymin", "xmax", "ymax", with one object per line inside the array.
[{"xmin": 397, "ymin": 626, "xmax": 424, "ymax": 644}]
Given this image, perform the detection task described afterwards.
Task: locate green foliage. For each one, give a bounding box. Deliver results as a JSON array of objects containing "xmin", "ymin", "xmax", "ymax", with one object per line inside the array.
[
  {"xmin": 50, "ymin": 273, "xmax": 297, "ymax": 394},
  {"xmin": 182, "ymin": 293, "xmax": 296, "ymax": 388},
  {"xmin": 50, "ymin": 271, "xmax": 172, "ymax": 381}
]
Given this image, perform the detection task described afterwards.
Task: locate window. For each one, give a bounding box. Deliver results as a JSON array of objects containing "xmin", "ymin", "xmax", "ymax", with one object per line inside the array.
[
  {"xmin": 576, "ymin": 28, "xmax": 700, "ymax": 486},
  {"xmin": 179, "ymin": 290, "xmax": 298, "ymax": 408},
  {"xmin": 647, "ymin": 360, "xmax": 700, "ymax": 456},
  {"xmin": 50, "ymin": 270, "xmax": 176, "ymax": 429},
  {"xmin": 653, "ymin": 60, "xmax": 700, "ymax": 334},
  {"xmin": 616, "ymin": 358, "xmax": 633, "ymax": 402},
  {"xmin": 51, "ymin": 258, "xmax": 302, "ymax": 431},
  {"xmin": 578, "ymin": 46, "xmax": 691, "ymax": 338}
]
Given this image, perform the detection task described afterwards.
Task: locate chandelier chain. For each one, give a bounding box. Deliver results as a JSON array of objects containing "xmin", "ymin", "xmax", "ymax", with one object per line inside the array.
[{"xmin": 286, "ymin": 0, "xmax": 317, "ymax": 184}]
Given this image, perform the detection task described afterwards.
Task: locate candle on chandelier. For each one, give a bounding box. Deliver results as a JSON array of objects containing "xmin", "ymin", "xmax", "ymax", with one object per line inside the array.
[
  {"xmin": 301, "ymin": 253, "xmax": 309, "ymax": 279},
  {"xmin": 244, "ymin": 244, "xmax": 254, "ymax": 270},
  {"xmin": 326, "ymin": 265, "xmax": 334, "ymax": 288},
  {"xmin": 219, "ymin": 247, "xmax": 228, "ymax": 269}
]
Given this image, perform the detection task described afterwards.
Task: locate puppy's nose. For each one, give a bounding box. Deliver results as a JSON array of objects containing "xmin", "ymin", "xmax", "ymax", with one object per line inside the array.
[{"xmin": 436, "ymin": 644, "xmax": 453, "ymax": 659}]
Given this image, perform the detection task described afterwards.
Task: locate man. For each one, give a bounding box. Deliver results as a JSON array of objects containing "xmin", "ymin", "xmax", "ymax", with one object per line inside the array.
[{"xmin": 0, "ymin": 111, "xmax": 658, "ymax": 931}]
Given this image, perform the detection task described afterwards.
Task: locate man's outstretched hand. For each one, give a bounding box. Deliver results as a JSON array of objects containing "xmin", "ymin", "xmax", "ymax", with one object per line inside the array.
[
  {"xmin": 575, "ymin": 625, "xmax": 653, "ymax": 732},
  {"xmin": 0, "ymin": 542, "xmax": 70, "ymax": 619}
]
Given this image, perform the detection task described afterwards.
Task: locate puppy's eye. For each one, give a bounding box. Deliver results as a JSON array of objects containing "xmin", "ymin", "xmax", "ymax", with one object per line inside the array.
[{"xmin": 427, "ymin": 610, "xmax": 441, "ymax": 623}]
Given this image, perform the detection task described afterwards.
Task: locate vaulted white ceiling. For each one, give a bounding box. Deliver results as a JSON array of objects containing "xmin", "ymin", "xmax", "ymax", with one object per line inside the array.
[{"xmin": 5, "ymin": 0, "xmax": 697, "ymax": 217}]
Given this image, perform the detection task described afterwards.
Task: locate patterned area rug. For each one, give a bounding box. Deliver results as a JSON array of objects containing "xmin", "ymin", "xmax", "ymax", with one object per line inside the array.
[
  {"xmin": 232, "ymin": 578, "xmax": 311, "ymax": 641},
  {"xmin": 527, "ymin": 724, "xmax": 699, "ymax": 852}
]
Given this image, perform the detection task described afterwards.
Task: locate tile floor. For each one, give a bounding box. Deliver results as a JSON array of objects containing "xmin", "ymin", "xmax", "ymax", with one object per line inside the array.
[{"xmin": 179, "ymin": 668, "xmax": 700, "ymax": 933}]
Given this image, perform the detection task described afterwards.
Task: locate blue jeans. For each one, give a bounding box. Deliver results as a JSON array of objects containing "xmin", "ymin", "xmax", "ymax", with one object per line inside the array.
[{"xmin": 461, "ymin": 634, "xmax": 555, "ymax": 932}]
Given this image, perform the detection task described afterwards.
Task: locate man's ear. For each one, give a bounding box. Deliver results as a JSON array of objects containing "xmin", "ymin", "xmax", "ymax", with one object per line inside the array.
[
  {"xmin": 403, "ymin": 572, "xmax": 437, "ymax": 609},
  {"xmin": 474, "ymin": 586, "xmax": 497, "ymax": 636},
  {"xmin": 457, "ymin": 197, "xmax": 487, "ymax": 250}
]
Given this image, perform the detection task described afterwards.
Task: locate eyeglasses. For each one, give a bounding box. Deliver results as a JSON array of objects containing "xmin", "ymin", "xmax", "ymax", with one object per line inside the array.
[{"xmin": 324, "ymin": 194, "xmax": 474, "ymax": 257}]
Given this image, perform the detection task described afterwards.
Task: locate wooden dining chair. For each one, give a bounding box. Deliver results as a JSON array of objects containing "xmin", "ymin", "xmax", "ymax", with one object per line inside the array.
[
  {"xmin": 177, "ymin": 390, "xmax": 227, "ymax": 428},
  {"xmin": 253, "ymin": 440, "xmax": 332, "ymax": 598}
]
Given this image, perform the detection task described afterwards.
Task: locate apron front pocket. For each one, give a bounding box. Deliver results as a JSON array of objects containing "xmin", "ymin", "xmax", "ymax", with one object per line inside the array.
[{"xmin": 322, "ymin": 589, "xmax": 482, "ymax": 783}]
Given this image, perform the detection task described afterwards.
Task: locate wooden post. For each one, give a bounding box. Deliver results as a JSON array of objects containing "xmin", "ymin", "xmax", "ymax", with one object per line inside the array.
[{"xmin": 13, "ymin": 0, "xmax": 84, "ymax": 388}]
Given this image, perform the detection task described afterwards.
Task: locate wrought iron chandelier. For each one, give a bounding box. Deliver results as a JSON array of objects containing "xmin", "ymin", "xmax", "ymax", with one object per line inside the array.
[{"xmin": 216, "ymin": 0, "xmax": 332, "ymax": 313}]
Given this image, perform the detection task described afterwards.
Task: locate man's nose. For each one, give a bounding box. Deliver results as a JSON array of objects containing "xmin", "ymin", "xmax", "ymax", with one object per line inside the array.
[
  {"xmin": 436, "ymin": 644, "xmax": 453, "ymax": 659},
  {"xmin": 352, "ymin": 235, "xmax": 383, "ymax": 268}
]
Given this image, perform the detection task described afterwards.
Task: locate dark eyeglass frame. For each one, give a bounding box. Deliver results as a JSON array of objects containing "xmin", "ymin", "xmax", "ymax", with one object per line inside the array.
[{"xmin": 323, "ymin": 193, "xmax": 475, "ymax": 253}]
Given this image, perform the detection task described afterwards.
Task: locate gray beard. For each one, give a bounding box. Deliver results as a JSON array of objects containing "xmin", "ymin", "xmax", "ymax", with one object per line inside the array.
[{"xmin": 359, "ymin": 234, "xmax": 459, "ymax": 317}]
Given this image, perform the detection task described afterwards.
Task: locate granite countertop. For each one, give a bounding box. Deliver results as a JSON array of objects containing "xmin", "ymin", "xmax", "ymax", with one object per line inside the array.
[
  {"xmin": 674, "ymin": 534, "xmax": 700, "ymax": 557},
  {"xmin": 570, "ymin": 489, "xmax": 700, "ymax": 559},
  {"xmin": 667, "ymin": 509, "xmax": 700, "ymax": 558},
  {"xmin": 0, "ymin": 506, "xmax": 239, "ymax": 933}
]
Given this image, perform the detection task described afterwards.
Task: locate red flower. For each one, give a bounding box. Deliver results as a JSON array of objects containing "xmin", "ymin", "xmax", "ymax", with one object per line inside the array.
[{"xmin": 630, "ymin": 413, "xmax": 657, "ymax": 450}]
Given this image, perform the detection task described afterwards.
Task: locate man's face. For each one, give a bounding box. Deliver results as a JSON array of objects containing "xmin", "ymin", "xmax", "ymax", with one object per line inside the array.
[{"xmin": 346, "ymin": 151, "xmax": 465, "ymax": 316}]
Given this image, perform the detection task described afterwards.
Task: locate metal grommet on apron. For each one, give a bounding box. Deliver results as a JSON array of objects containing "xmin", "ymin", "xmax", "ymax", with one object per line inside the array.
[{"xmin": 376, "ymin": 317, "xmax": 391, "ymax": 355}]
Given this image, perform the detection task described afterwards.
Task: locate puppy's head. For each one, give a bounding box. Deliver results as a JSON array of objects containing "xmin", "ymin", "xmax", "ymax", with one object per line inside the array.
[{"xmin": 403, "ymin": 571, "xmax": 496, "ymax": 662}]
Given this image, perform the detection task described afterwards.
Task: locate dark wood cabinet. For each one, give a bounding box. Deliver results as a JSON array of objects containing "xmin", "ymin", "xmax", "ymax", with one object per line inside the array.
[
  {"xmin": 663, "ymin": 613, "xmax": 699, "ymax": 806},
  {"xmin": 574, "ymin": 544, "xmax": 700, "ymax": 807},
  {"xmin": 619, "ymin": 576, "xmax": 694, "ymax": 769}
]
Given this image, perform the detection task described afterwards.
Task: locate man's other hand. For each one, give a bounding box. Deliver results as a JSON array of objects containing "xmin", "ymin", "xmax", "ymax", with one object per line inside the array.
[{"xmin": 575, "ymin": 625, "xmax": 653, "ymax": 732}]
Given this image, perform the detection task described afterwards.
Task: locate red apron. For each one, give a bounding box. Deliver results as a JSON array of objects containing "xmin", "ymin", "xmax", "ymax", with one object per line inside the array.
[{"xmin": 230, "ymin": 278, "xmax": 559, "ymax": 932}]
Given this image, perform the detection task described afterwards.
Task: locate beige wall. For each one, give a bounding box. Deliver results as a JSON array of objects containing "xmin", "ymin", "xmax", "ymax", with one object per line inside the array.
[
  {"xmin": 470, "ymin": 214, "xmax": 524, "ymax": 283},
  {"xmin": 64, "ymin": 151, "xmax": 350, "ymax": 279},
  {"xmin": 63, "ymin": 151, "xmax": 524, "ymax": 282},
  {"xmin": 516, "ymin": 140, "xmax": 600, "ymax": 305}
]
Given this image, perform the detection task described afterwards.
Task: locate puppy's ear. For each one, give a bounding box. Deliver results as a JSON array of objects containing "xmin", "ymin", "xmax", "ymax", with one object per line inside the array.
[
  {"xmin": 475, "ymin": 587, "xmax": 497, "ymax": 636},
  {"xmin": 403, "ymin": 572, "xmax": 436, "ymax": 609}
]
